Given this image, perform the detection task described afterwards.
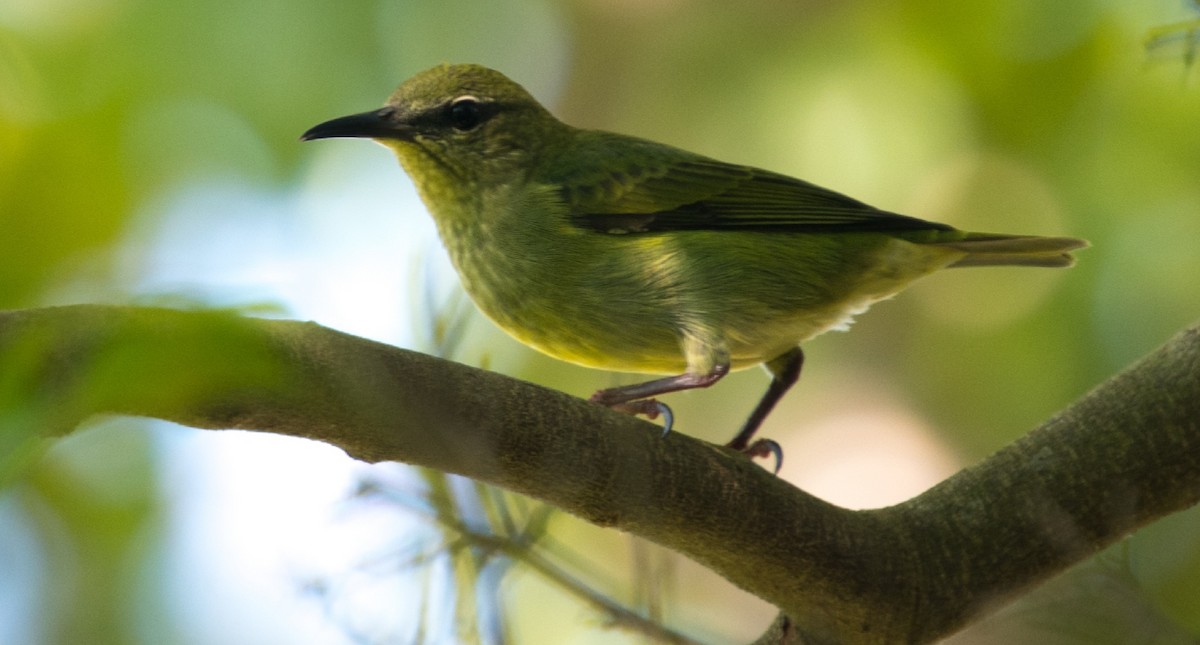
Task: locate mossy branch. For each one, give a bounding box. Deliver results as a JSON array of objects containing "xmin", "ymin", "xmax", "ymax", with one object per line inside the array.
[{"xmin": 1, "ymin": 305, "xmax": 1197, "ymax": 644}]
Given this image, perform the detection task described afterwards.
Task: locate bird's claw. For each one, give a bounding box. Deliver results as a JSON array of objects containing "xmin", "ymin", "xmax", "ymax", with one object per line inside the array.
[
  {"xmin": 655, "ymin": 402, "xmax": 674, "ymax": 437},
  {"xmin": 604, "ymin": 399, "xmax": 674, "ymax": 436},
  {"xmin": 740, "ymin": 438, "xmax": 784, "ymax": 474}
]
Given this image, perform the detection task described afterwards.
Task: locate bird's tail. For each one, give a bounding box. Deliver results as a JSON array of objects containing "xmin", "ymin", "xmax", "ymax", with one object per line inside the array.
[{"xmin": 932, "ymin": 233, "xmax": 1089, "ymax": 268}]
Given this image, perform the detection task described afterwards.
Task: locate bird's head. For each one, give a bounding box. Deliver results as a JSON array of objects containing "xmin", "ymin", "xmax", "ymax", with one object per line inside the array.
[{"xmin": 302, "ymin": 64, "xmax": 565, "ymax": 191}]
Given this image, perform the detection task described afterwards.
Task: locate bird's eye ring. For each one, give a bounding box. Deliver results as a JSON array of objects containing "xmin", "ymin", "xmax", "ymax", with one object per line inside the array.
[{"xmin": 447, "ymin": 96, "xmax": 484, "ymax": 131}]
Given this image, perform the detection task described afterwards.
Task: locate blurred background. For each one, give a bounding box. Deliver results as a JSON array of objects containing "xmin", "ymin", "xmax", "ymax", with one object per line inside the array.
[{"xmin": 2, "ymin": 0, "xmax": 1199, "ymax": 643}]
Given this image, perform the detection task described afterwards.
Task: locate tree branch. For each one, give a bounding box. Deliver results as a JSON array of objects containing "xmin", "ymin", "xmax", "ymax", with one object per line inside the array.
[{"xmin": 2, "ymin": 305, "xmax": 1197, "ymax": 643}]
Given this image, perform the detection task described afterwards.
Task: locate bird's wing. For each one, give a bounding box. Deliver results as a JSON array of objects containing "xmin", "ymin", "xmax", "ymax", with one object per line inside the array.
[{"xmin": 556, "ymin": 138, "xmax": 951, "ymax": 234}]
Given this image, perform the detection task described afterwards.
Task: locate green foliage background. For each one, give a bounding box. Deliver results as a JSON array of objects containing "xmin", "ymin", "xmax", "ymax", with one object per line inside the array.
[{"xmin": 2, "ymin": 0, "xmax": 1199, "ymax": 643}]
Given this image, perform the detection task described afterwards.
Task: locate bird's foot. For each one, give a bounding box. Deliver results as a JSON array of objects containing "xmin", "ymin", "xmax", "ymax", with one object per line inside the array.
[
  {"xmin": 737, "ymin": 438, "xmax": 784, "ymax": 474},
  {"xmin": 591, "ymin": 396, "xmax": 674, "ymax": 437}
]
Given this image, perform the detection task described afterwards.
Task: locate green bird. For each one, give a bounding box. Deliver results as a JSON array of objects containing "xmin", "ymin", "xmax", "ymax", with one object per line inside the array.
[{"xmin": 302, "ymin": 63, "xmax": 1086, "ymax": 465}]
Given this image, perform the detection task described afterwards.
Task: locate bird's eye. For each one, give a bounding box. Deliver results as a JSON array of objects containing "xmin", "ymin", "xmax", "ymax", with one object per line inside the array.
[{"xmin": 447, "ymin": 96, "xmax": 484, "ymax": 131}]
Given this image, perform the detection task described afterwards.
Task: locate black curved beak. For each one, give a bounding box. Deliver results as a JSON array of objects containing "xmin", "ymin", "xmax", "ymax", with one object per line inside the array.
[{"xmin": 301, "ymin": 108, "xmax": 413, "ymax": 142}]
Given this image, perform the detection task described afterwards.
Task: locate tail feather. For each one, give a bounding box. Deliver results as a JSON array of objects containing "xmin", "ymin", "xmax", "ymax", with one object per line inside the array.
[{"xmin": 933, "ymin": 234, "xmax": 1089, "ymax": 268}]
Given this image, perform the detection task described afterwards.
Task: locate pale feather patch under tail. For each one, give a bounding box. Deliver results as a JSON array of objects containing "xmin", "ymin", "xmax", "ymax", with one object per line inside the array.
[{"xmin": 932, "ymin": 234, "xmax": 1089, "ymax": 268}]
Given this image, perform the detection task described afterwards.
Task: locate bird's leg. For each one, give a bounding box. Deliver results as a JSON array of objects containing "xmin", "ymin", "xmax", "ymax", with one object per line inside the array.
[
  {"xmin": 591, "ymin": 329, "xmax": 730, "ymax": 433},
  {"xmin": 726, "ymin": 346, "xmax": 804, "ymax": 452},
  {"xmin": 589, "ymin": 363, "xmax": 730, "ymax": 434}
]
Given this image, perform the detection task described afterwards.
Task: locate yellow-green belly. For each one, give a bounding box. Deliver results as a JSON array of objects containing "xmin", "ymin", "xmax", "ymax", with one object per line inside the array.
[{"xmin": 447, "ymin": 227, "xmax": 962, "ymax": 375}]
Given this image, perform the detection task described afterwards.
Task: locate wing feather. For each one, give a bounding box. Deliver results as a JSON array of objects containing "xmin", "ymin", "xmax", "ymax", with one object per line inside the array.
[{"xmin": 551, "ymin": 133, "xmax": 951, "ymax": 235}]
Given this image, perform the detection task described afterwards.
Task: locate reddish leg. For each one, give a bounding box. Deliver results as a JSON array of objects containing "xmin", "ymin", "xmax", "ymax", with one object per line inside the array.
[
  {"xmin": 725, "ymin": 347, "xmax": 804, "ymax": 473},
  {"xmin": 590, "ymin": 346, "xmax": 802, "ymax": 474},
  {"xmin": 726, "ymin": 347, "xmax": 804, "ymax": 451},
  {"xmin": 590, "ymin": 363, "xmax": 730, "ymax": 433},
  {"xmin": 590, "ymin": 364, "xmax": 730, "ymax": 406}
]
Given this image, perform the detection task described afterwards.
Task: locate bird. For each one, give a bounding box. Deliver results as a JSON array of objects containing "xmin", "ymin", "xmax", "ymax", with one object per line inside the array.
[{"xmin": 302, "ymin": 63, "xmax": 1087, "ymax": 468}]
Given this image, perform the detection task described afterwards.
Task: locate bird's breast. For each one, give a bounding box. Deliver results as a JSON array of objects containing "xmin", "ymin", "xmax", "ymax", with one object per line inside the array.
[{"xmin": 434, "ymin": 202, "xmax": 692, "ymax": 373}]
